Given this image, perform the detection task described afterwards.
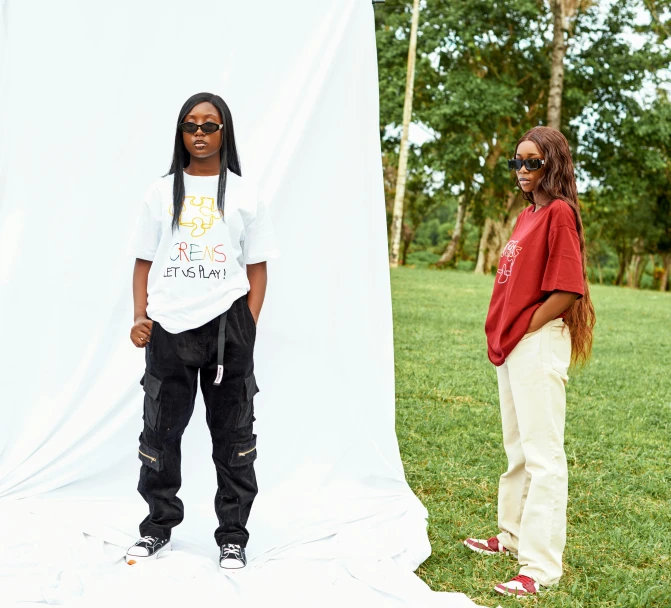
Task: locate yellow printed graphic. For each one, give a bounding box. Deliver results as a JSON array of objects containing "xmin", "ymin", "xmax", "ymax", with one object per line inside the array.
[{"xmin": 169, "ymin": 196, "xmax": 223, "ymax": 237}]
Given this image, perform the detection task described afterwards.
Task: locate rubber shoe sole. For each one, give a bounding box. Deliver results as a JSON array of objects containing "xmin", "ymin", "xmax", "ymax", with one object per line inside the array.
[
  {"xmin": 463, "ymin": 538, "xmax": 518, "ymax": 559},
  {"xmin": 494, "ymin": 575, "xmax": 540, "ymax": 598},
  {"xmin": 494, "ymin": 582, "xmax": 538, "ymax": 598}
]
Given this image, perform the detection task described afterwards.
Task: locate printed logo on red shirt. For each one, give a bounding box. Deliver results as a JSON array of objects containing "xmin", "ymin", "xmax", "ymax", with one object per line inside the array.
[{"xmin": 497, "ymin": 240, "xmax": 522, "ymax": 284}]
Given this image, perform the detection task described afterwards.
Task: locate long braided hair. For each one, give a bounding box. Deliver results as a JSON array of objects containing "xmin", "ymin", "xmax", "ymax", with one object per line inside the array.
[{"xmin": 515, "ymin": 126, "xmax": 596, "ymax": 365}]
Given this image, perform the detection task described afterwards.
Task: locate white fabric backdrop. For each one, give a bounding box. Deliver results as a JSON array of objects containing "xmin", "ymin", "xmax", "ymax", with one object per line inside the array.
[{"xmin": 0, "ymin": 1, "xmax": 479, "ymax": 606}]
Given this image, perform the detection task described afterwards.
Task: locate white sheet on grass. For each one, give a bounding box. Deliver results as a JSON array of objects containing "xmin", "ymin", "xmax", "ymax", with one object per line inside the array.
[{"xmin": 0, "ymin": 1, "xmax": 479, "ymax": 606}]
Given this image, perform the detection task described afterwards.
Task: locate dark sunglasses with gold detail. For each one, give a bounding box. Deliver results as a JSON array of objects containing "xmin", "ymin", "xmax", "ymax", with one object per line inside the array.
[{"xmin": 178, "ymin": 122, "xmax": 224, "ymax": 135}]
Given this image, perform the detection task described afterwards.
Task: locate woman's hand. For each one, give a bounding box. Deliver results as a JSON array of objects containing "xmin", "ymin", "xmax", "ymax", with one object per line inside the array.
[
  {"xmin": 246, "ymin": 262, "xmax": 267, "ymax": 326},
  {"xmin": 249, "ymin": 306, "xmax": 259, "ymax": 325},
  {"xmin": 132, "ymin": 259, "xmax": 153, "ymax": 347},
  {"xmin": 131, "ymin": 317, "xmax": 153, "ymax": 348},
  {"xmin": 525, "ymin": 291, "xmax": 580, "ymax": 335},
  {"xmin": 525, "ymin": 310, "xmax": 544, "ymax": 335}
]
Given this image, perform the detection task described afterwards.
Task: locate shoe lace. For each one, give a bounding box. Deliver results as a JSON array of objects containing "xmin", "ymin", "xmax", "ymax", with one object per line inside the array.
[
  {"xmin": 139, "ymin": 535, "xmax": 158, "ymax": 545},
  {"xmin": 222, "ymin": 544, "xmax": 241, "ymax": 559},
  {"xmin": 487, "ymin": 537, "xmax": 502, "ymax": 552}
]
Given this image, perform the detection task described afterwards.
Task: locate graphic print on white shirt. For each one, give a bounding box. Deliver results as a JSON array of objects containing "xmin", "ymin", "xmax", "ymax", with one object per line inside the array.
[
  {"xmin": 166, "ymin": 195, "xmax": 227, "ymax": 280},
  {"xmin": 129, "ymin": 172, "xmax": 279, "ymax": 334},
  {"xmin": 497, "ymin": 240, "xmax": 522, "ymax": 284},
  {"xmin": 170, "ymin": 196, "xmax": 223, "ymax": 237}
]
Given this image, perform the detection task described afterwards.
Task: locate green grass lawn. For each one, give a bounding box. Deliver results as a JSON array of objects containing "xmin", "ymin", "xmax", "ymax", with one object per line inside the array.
[{"xmin": 391, "ymin": 267, "xmax": 671, "ymax": 608}]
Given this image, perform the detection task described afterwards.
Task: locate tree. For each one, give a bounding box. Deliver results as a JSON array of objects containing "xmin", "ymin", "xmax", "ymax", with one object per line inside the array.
[
  {"xmin": 547, "ymin": 1, "xmax": 592, "ymax": 129},
  {"xmin": 376, "ymin": 0, "xmax": 671, "ymax": 282},
  {"xmin": 435, "ymin": 190, "xmax": 467, "ymax": 268},
  {"xmin": 581, "ymin": 95, "xmax": 671, "ymax": 287},
  {"xmin": 389, "ymin": 0, "xmax": 421, "ymax": 268}
]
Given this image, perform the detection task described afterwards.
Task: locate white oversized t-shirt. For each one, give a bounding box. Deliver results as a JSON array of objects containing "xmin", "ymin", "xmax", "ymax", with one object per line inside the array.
[{"xmin": 129, "ymin": 171, "xmax": 279, "ymax": 334}]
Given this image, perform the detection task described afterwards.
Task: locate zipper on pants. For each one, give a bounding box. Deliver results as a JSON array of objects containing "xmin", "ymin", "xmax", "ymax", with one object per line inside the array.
[{"xmin": 139, "ymin": 449, "xmax": 157, "ymax": 463}]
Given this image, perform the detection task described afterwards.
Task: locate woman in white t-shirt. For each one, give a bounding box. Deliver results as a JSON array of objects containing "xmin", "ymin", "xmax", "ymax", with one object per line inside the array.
[{"xmin": 125, "ymin": 92, "xmax": 278, "ymax": 571}]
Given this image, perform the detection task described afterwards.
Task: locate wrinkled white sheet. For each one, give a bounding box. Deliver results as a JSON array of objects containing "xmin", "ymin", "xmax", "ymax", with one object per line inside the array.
[{"xmin": 0, "ymin": 1, "xmax": 479, "ymax": 605}]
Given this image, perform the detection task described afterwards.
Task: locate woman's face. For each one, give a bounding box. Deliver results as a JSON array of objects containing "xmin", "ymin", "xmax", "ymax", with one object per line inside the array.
[
  {"xmin": 515, "ymin": 140, "xmax": 546, "ymax": 194},
  {"xmin": 182, "ymin": 102, "xmax": 223, "ymax": 160}
]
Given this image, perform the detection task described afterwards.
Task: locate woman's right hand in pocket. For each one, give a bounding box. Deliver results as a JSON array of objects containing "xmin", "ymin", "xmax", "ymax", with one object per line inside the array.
[{"xmin": 131, "ymin": 317, "xmax": 153, "ymax": 348}]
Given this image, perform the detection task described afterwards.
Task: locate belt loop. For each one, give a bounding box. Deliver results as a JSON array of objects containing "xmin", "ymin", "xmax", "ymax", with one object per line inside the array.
[{"xmin": 214, "ymin": 311, "xmax": 228, "ymax": 386}]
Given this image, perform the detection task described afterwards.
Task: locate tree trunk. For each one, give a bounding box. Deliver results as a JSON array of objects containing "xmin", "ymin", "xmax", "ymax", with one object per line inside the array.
[
  {"xmin": 475, "ymin": 218, "xmax": 493, "ymax": 275},
  {"xmin": 485, "ymin": 220, "xmax": 511, "ymax": 273},
  {"xmin": 547, "ymin": 0, "xmax": 567, "ymax": 129},
  {"xmin": 475, "ymin": 192, "xmax": 525, "ymax": 275},
  {"xmin": 400, "ymin": 225, "xmax": 415, "ymax": 266},
  {"xmin": 634, "ymin": 255, "xmax": 649, "ymax": 288},
  {"xmin": 627, "ymin": 254, "xmax": 641, "ymax": 288},
  {"xmin": 615, "ymin": 249, "xmax": 627, "ymax": 285},
  {"xmin": 435, "ymin": 195, "xmax": 467, "ymax": 268},
  {"xmin": 660, "ymin": 253, "xmax": 671, "ymax": 292},
  {"xmin": 626, "ymin": 240, "xmax": 646, "ymax": 288},
  {"xmin": 389, "ymin": 0, "xmax": 420, "ymax": 268}
]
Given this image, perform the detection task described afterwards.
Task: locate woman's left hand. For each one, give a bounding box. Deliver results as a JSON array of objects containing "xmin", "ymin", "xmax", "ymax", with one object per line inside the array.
[
  {"xmin": 525, "ymin": 291, "xmax": 580, "ymax": 335},
  {"xmin": 525, "ymin": 312, "xmax": 542, "ymax": 335}
]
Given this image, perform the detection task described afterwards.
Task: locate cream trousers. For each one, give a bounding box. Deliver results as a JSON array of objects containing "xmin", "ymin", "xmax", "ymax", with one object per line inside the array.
[{"xmin": 495, "ymin": 318, "xmax": 571, "ymax": 587}]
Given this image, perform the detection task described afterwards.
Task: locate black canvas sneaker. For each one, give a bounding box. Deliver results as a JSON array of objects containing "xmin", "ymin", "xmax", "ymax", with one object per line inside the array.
[
  {"xmin": 126, "ymin": 536, "xmax": 171, "ymax": 564},
  {"xmin": 219, "ymin": 543, "xmax": 247, "ymax": 570}
]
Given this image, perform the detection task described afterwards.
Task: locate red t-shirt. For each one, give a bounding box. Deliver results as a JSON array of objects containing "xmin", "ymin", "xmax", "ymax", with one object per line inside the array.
[{"xmin": 485, "ymin": 199, "xmax": 585, "ymax": 366}]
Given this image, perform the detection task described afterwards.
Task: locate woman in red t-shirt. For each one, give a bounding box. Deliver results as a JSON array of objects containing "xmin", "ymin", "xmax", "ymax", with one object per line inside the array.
[{"xmin": 463, "ymin": 127, "xmax": 596, "ymax": 598}]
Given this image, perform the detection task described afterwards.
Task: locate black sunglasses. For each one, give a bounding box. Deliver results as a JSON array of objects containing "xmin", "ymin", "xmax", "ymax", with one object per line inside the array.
[
  {"xmin": 178, "ymin": 121, "xmax": 223, "ymax": 135},
  {"xmin": 508, "ymin": 158, "xmax": 545, "ymax": 171}
]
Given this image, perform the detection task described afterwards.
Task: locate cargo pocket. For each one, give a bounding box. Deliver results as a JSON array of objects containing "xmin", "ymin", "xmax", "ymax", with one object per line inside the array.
[
  {"xmin": 236, "ymin": 373, "xmax": 259, "ymax": 429},
  {"xmin": 140, "ymin": 372, "xmax": 163, "ymax": 431},
  {"xmin": 138, "ymin": 436, "xmax": 163, "ymax": 472},
  {"xmin": 230, "ymin": 435, "xmax": 257, "ymax": 467}
]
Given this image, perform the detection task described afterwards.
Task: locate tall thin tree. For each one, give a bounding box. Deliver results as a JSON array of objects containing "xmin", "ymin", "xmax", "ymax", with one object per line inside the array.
[
  {"xmin": 389, "ymin": 0, "xmax": 421, "ymax": 268},
  {"xmin": 548, "ymin": 0, "xmax": 590, "ymax": 128},
  {"xmin": 547, "ymin": 0, "xmax": 567, "ymax": 128}
]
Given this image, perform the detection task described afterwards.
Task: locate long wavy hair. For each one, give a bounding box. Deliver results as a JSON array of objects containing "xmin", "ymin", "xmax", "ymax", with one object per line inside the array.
[
  {"xmin": 165, "ymin": 92, "xmax": 242, "ymax": 231},
  {"xmin": 515, "ymin": 126, "xmax": 596, "ymax": 365}
]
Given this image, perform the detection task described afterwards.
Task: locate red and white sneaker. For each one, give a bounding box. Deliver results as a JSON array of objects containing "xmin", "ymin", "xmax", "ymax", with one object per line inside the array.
[
  {"xmin": 494, "ymin": 574, "xmax": 539, "ymax": 598},
  {"xmin": 463, "ymin": 536, "xmax": 517, "ymax": 558}
]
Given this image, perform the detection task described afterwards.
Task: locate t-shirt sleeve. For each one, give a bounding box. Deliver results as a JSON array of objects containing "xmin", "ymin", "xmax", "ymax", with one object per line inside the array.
[
  {"xmin": 243, "ymin": 194, "xmax": 280, "ymax": 265},
  {"xmin": 541, "ymin": 223, "xmax": 585, "ymax": 296},
  {"xmin": 128, "ymin": 184, "xmax": 162, "ymax": 261}
]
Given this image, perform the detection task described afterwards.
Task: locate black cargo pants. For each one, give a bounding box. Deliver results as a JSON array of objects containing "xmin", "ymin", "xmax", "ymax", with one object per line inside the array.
[{"xmin": 136, "ymin": 295, "xmax": 258, "ymax": 548}]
